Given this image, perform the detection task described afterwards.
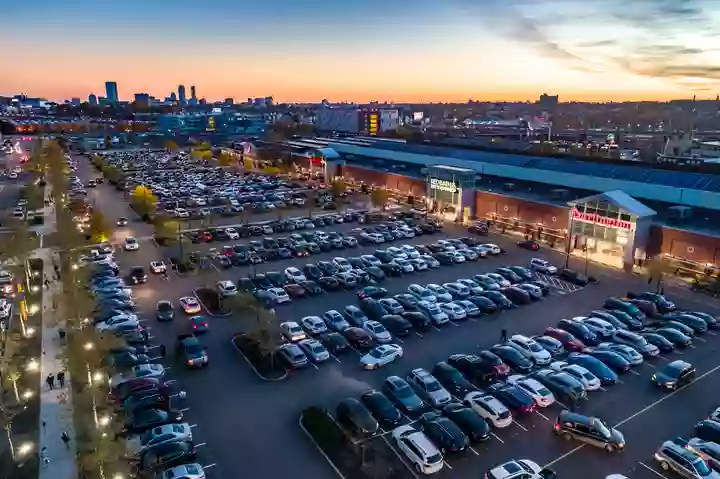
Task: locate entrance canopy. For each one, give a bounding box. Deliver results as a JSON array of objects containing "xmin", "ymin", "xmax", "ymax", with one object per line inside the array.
[
  {"xmin": 568, "ymin": 190, "xmax": 656, "ymax": 218},
  {"xmin": 315, "ymin": 147, "xmax": 340, "ymax": 159}
]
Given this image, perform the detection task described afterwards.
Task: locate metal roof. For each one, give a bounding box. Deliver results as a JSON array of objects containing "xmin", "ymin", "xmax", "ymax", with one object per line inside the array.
[{"xmin": 569, "ymin": 190, "xmax": 657, "ymax": 217}]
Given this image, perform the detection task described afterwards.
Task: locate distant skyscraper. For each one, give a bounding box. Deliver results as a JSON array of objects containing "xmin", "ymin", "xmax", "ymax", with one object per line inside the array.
[
  {"xmin": 190, "ymin": 85, "xmax": 197, "ymax": 100},
  {"xmin": 105, "ymin": 82, "xmax": 119, "ymax": 103},
  {"xmin": 88, "ymin": 94, "xmax": 98, "ymax": 106},
  {"xmin": 178, "ymin": 85, "xmax": 187, "ymax": 105},
  {"xmin": 170, "ymin": 92, "xmax": 177, "ymax": 102}
]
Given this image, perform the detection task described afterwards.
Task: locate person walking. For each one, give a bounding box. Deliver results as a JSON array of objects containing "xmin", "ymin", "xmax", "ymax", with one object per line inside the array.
[
  {"xmin": 46, "ymin": 373, "xmax": 55, "ymax": 390},
  {"xmin": 500, "ymin": 329, "xmax": 508, "ymax": 342},
  {"xmin": 41, "ymin": 446, "xmax": 50, "ymax": 465},
  {"xmin": 44, "ymin": 277, "xmax": 50, "ymax": 289},
  {"xmin": 61, "ymin": 431, "xmax": 70, "ymax": 449},
  {"xmin": 159, "ymin": 344, "xmax": 166, "ymax": 358},
  {"xmin": 57, "ymin": 370, "xmax": 66, "ymax": 388},
  {"xmin": 53, "ymin": 264, "xmax": 60, "ymax": 280}
]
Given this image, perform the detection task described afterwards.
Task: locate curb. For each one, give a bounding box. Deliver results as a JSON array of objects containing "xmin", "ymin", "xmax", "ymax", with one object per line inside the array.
[
  {"xmin": 231, "ymin": 335, "xmax": 288, "ymax": 382},
  {"xmin": 192, "ymin": 289, "xmax": 232, "ymax": 318},
  {"xmin": 298, "ymin": 413, "xmax": 348, "ymax": 479}
]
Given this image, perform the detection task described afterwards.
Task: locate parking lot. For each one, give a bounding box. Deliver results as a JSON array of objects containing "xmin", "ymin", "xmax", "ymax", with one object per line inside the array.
[{"xmin": 81, "ymin": 153, "xmax": 720, "ymax": 479}]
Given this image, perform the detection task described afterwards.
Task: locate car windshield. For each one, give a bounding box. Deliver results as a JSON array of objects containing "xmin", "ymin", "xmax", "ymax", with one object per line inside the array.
[
  {"xmin": 537, "ymin": 386, "xmax": 552, "ymax": 396},
  {"xmin": 528, "ymin": 342, "xmax": 543, "ymax": 352},
  {"xmin": 427, "ymin": 453, "xmax": 442, "ymax": 464},
  {"xmin": 395, "ymin": 384, "xmax": 413, "ymax": 398},
  {"xmin": 369, "ymin": 349, "xmax": 384, "ymax": 358},
  {"xmin": 694, "ymin": 458, "xmax": 713, "ymax": 476},
  {"xmin": 420, "ymin": 290, "xmax": 433, "ymax": 298},
  {"xmin": 425, "ymin": 380, "xmax": 442, "ymax": 392},
  {"xmin": 592, "ymin": 419, "xmax": 612, "ymax": 438}
]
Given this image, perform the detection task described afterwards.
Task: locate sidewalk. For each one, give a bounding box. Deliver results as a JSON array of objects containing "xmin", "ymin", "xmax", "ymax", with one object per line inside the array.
[{"xmin": 36, "ymin": 247, "xmax": 77, "ymax": 479}]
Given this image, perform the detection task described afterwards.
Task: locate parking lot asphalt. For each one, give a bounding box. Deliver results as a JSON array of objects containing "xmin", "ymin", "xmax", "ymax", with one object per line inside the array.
[{"xmin": 80, "ymin": 156, "xmax": 720, "ymax": 479}]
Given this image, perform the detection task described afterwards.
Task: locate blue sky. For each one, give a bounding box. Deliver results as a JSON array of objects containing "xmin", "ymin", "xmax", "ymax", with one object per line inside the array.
[{"xmin": 2, "ymin": 0, "xmax": 719, "ymax": 102}]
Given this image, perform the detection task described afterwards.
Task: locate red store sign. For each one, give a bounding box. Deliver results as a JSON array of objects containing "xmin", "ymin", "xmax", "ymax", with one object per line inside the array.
[{"xmin": 571, "ymin": 208, "xmax": 632, "ymax": 230}]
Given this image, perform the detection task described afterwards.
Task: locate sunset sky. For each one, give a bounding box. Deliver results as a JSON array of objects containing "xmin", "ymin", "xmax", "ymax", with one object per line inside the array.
[{"xmin": 2, "ymin": 0, "xmax": 719, "ymax": 103}]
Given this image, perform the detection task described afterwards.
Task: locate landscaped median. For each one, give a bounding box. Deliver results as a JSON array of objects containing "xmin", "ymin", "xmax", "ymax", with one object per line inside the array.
[
  {"xmin": 192, "ymin": 288, "xmax": 232, "ymax": 317},
  {"xmin": 299, "ymin": 407, "xmax": 415, "ymax": 479},
  {"xmin": 231, "ymin": 334, "xmax": 288, "ymax": 381}
]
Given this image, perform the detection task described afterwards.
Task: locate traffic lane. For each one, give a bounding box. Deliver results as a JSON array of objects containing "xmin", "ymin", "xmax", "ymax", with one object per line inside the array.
[
  {"xmin": 133, "ymin": 282, "xmax": 343, "ymax": 479},
  {"xmin": 575, "ymin": 331, "xmax": 720, "ymax": 427},
  {"xmin": 549, "ymin": 355, "xmax": 720, "ymax": 479}
]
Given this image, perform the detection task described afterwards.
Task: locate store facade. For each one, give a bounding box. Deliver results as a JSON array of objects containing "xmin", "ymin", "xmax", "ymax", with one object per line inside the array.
[
  {"xmin": 567, "ymin": 190, "xmax": 656, "ymax": 271},
  {"xmin": 426, "ymin": 165, "xmax": 476, "ymax": 222}
]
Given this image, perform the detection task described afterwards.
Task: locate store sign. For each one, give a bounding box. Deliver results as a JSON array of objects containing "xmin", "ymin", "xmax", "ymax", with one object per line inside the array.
[
  {"xmin": 430, "ymin": 178, "xmax": 458, "ymax": 193},
  {"xmin": 571, "ymin": 208, "xmax": 632, "ymax": 230}
]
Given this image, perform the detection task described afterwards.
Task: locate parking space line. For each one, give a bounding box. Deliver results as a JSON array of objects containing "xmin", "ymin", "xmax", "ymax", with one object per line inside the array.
[
  {"xmin": 432, "ymin": 326, "xmax": 442, "ymax": 332},
  {"xmin": 382, "ymin": 435, "xmax": 420, "ymax": 479},
  {"xmin": 638, "ymin": 461, "xmax": 670, "ymax": 479},
  {"xmin": 696, "ymin": 337, "xmax": 707, "ymax": 343},
  {"xmin": 443, "ymin": 460, "xmax": 453, "ymax": 470},
  {"xmin": 707, "ymin": 331, "xmax": 717, "ymax": 336},
  {"xmin": 165, "ymin": 379, "xmax": 176, "ymax": 384},
  {"xmin": 330, "ymin": 355, "xmax": 341, "ymax": 363},
  {"xmin": 468, "ymin": 445, "xmax": 480, "ymax": 456},
  {"xmin": 310, "ymin": 362, "xmax": 319, "ymax": 371},
  {"xmin": 415, "ymin": 332, "xmax": 424, "ymax": 339},
  {"xmin": 513, "ymin": 420, "xmax": 528, "ymax": 431},
  {"xmin": 656, "ymin": 355, "xmax": 669, "ymax": 361},
  {"xmin": 544, "ymin": 445, "xmax": 584, "ymax": 468},
  {"xmin": 597, "ymin": 387, "xmax": 607, "ymax": 392},
  {"xmin": 674, "ymin": 350, "xmax": 684, "ymax": 354},
  {"xmin": 195, "ymin": 442, "xmax": 207, "ymax": 447},
  {"xmin": 491, "ymin": 432, "xmax": 505, "ymax": 444},
  {"xmin": 448, "ymin": 321, "xmax": 460, "ymax": 327},
  {"xmin": 689, "ymin": 344, "xmax": 697, "ymax": 348},
  {"xmin": 645, "ymin": 362, "xmax": 656, "ymax": 368},
  {"xmin": 469, "ymin": 317, "xmax": 478, "ymax": 322},
  {"xmin": 628, "ymin": 369, "xmax": 641, "ymax": 376},
  {"xmin": 202, "ymin": 463, "xmax": 217, "ymax": 470},
  {"xmin": 395, "ymin": 337, "xmax": 404, "ymax": 344},
  {"xmin": 616, "ymin": 380, "xmax": 624, "ymax": 385},
  {"xmin": 179, "ymin": 408, "xmax": 190, "ymax": 412},
  {"xmin": 189, "ymin": 424, "xmax": 198, "ymax": 428},
  {"xmin": 535, "ymin": 410, "xmax": 549, "ymax": 421}
]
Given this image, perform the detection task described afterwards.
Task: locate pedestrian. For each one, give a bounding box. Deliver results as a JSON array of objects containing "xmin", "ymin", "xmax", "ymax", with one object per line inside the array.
[
  {"xmin": 42, "ymin": 419, "xmax": 47, "ymax": 433},
  {"xmin": 57, "ymin": 370, "xmax": 66, "ymax": 388},
  {"xmin": 46, "ymin": 373, "xmax": 55, "ymax": 390},
  {"xmin": 159, "ymin": 344, "xmax": 166, "ymax": 358},
  {"xmin": 44, "ymin": 278, "xmax": 50, "ymax": 289},
  {"xmin": 58, "ymin": 328, "xmax": 66, "ymax": 340},
  {"xmin": 500, "ymin": 329, "xmax": 508, "ymax": 342},
  {"xmin": 53, "ymin": 264, "xmax": 60, "ymax": 279},
  {"xmin": 41, "ymin": 446, "xmax": 50, "ymax": 465},
  {"xmin": 61, "ymin": 431, "xmax": 70, "ymax": 449}
]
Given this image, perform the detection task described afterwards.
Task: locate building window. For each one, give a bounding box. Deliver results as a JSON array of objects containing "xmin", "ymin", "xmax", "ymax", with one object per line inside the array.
[{"xmin": 620, "ymin": 212, "xmax": 632, "ymax": 222}]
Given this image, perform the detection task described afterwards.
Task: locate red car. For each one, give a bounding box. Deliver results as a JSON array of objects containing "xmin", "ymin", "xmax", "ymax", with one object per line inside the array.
[
  {"xmin": 200, "ymin": 231, "xmax": 213, "ymax": 242},
  {"xmin": 110, "ymin": 377, "xmax": 167, "ymax": 402},
  {"xmin": 543, "ymin": 327, "xmax": 585, "ymax": 352}
]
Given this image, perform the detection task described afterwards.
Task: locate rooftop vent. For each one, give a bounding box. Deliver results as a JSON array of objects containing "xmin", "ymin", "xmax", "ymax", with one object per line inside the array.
[
  {"xmin": 667, "ymin": 205, "xmax": 692, "ymax": 223},
  {"xmin": 503, "ymin": 182, "xmax": 515, "ymax": 191}
]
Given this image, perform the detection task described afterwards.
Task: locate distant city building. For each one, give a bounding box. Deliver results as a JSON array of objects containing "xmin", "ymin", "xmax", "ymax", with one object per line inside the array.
[
  {"xmin": 539, "ymin": 93, "xmax": 559, "ymax": 109},
  {"xmin": 88, "ymin": 94, "xmax": 98, "ymax": 106},
  {"xmin": 199, "ymin": 98, "xmax": 207, "ymax": 106},
  {"xmin": 170, "ymin": 92, "xmax": 177, "ymax": 102},
  {"xmin": 264, "ymin": 96, "xmax": 273, "ymax": 107},
  {"xmin": 98, "ymin": 97, "xmax": 108, "ymax": 106},
  {"xmin": 315, "ymin": 108, "xmax": 399, "ymax": 135},
  {"xmin": 70, "ymin": 97, "xmax": 81, "ymax": 106},
  {"xmin": 105, "ymin": 81, "xmax": 119, "ymax": 103},
  {"xmin": 224, "ymin": 98, "xmax": 234, "ymax": 106},
  {"xmin": 190, "ymin": 85, "xmax": 197, "ymax": 101},
  {"xmin": 178, "ymin": 85, "xmax": 187, "ymax": 105},
  {"xmin": 134, "ymin": 93, "xmax": 150, "ymax": 106}
]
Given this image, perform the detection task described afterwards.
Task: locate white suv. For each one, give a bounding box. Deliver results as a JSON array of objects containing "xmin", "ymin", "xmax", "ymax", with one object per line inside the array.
[
  {"xmin": 216, "ymin": 280, "xmax": 238, "ymax": 297},
  {"xmin": 392, "ymin": 425, "xmax": 444, "ymax": 475},
  {"xmin": 508, "ymin": 335, "xmax": 552, "ymax": 365},
  {"xmin": 464, "ymin": 392, "xmax": 513, "ymax": 428},
  {"xmin": 529, "ymin": 258, "xmax": 558, "ymax": 274}
]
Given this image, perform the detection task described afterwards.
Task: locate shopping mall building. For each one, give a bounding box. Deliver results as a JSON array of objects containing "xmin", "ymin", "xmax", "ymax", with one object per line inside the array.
[{"xmin": 263, "ymin": 136, "xmax": 720, "ymax": 273}]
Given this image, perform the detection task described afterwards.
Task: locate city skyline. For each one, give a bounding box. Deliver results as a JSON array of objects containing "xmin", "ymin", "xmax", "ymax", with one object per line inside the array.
[{"xmin": 1, "ymin": 0, "xmax": 719, "ymax": 103}]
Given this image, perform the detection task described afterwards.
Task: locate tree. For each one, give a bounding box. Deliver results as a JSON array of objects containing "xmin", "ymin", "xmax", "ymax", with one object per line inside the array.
[
  {"xmin": 646, "ymin": 256, "xmax": 673, "ymax": 293},
  {"xmin": 226, "ymin": 294, "xmax": 282, "ymax": 367},
  {"xmin": 217, "ymin": 150, "xmax": 234, "ymax": 166},
  {"xmin": 306, "ymin": 192, "xmax": 317, "ymax": 218},
  {"xmin": 0, "ymin": 333, "xmax": 30, "ymax": 458},
  {"xmin": 154, "ymin": 215, "xmax": 179, "ymax": 247},
  {"xmin": 370, "ymin": 188, "xmax": 388, "ymax": 210},
  {"xmin": 165, "ymin": 140, "xmax": 179, "ymax": 152},
  {"xmin": 102, "ymin": 165, "xmax": 122, "ymax": 184},
  {"xmin": 88, "ymin": 210, "xmax": 113, "ymax": 243},
  {"xmin": 130, "ymin": 185, "xmax": 157, "ymax": 218}
]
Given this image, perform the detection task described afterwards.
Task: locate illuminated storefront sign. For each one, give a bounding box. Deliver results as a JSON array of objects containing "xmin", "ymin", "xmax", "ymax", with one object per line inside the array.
[
  {"xmin": 430, "ymin": 178, "xmax": 458, "ymax": 193},
  {"xmin": 571, "ymin": 208, "xmax": 632, "ymax": 230}
]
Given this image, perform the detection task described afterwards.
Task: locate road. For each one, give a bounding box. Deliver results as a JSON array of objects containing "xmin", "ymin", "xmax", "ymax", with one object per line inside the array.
[{"xmin": 77, "ymin": 153, "xmax": 720, "ymax": 479}]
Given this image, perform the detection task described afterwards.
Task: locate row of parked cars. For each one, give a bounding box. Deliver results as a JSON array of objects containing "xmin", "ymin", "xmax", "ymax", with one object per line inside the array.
[
  {"xmin": 87, "ymin": 250, "xmax": 209, "ymax": 479},
  {"xmin": 212, "ymin": 237, "xmax": 518, "ymax": 310},
  {"xmin": 318, "ymin": 291, "xmax": 717, "ymax": 476},
  {"xmin": 271, "ymin": 261, "xmax": 554, "ymax": 370},
  {"xmin": 655, "ymin": 408, "xmax": 720, "ymax": 478}
]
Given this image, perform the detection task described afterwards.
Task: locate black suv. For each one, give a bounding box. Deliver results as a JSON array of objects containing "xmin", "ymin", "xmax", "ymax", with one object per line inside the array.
[
  {"xmin": 129, "ymin": 266, "xmax": 148, "ymax": 284},
  {"xmin": 553, "ymin": 411, "xmax": 625, "ymax": 451}
]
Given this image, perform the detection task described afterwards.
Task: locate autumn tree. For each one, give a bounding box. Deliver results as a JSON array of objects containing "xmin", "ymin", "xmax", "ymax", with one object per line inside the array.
[
  {"xmin": 88, "ymin": 210, "xmax": 113, "ymax": 243},
  {"xmin": 226, "ymin": 293, "xmax": 282, "ymax": 368},
  {"xmin": 165, "ymin": 139, "xmax": 179, "ymax": 152},
  {"xmin": 370, "ymin": 188, "xmax": 388, "ymax": 210},
  {"xmin": 130, "ymin": 185, "xmax": 157, "ymax": 218},
  {"xmin": 217, "ymin": 150, "xmax": 234, "ymax": 166},
  {"xmin": 154, "ymin": 215, "xmax": 179, "ymax": 246}
]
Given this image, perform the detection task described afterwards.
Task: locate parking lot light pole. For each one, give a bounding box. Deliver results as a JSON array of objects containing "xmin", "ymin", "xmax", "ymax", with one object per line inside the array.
[{"xmin": 564, "ymin": 214, "xmax": 575, "ymax": 269}]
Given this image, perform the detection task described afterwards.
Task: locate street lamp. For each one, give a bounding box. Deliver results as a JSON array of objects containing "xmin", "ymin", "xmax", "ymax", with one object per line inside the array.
[
  {"xmin": 26, "ymin": 359, "xmax": 38, "ymax": 372},
  {"xmin": 28, "ymin": 304, "xmax": 39, "ymax": 315},
  {"xmin": 17, "ymin": 442, "xmax": 33, "ymax": 457},
  {"xmin": 84, "ymin": 342, "xmax": 94, "ymax": 351},
  {"xmin": 98, "ymin": 415, "xmax": 110, "ymax": 427},
  {"xmin": 22, "ymin": 390, "xmax": 33, "ymax": 400},
  {"xmin": 92, "ymin": 371, "xmax": 105, "ymax": 383}
]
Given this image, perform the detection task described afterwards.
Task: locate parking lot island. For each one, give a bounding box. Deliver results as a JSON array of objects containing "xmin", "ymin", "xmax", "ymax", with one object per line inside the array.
[{"xmin": 231, "ymin": 334, "xmax": 289, "ymax": 381}]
